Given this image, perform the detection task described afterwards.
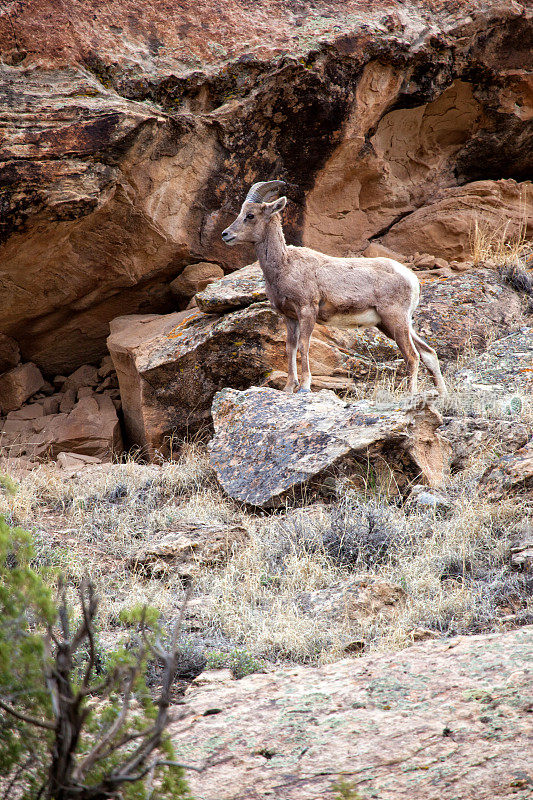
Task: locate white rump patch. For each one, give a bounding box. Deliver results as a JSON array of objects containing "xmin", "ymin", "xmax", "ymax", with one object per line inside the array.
[{"xmin": 326, "ymin": 309, "xmax": 382, "ymax": 329}]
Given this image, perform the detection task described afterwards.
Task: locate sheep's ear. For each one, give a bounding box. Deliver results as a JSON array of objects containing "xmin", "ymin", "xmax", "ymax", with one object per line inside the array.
[{"xmin": 264, "ymin": 196, "xmax": 287, "ymax": 217}]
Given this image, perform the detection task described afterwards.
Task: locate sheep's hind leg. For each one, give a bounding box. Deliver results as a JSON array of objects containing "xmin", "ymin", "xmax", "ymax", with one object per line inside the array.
[
  {"xmin": 283, "ymin": 317, "xmax": 300, "ymax": 393},
  {"xmin": 377, "ymin": 315, "xmax": 420, "ymax": 394},
  {"xmin": 297, "ymin": 309, "xmax": 316, "ymax": 393},
  {"xmin": 411, "ymin": 329, "xmax": 447, "ymax": 396}
]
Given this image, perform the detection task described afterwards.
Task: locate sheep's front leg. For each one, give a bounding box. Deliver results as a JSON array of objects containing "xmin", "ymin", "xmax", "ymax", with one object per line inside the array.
[
  {"xmin": 297, "ymin": 308, "xmax": 316, "ymax": 393},
  {"xmin": 283, "ymin": 317, "xmax": 300, "ymax": 393}
]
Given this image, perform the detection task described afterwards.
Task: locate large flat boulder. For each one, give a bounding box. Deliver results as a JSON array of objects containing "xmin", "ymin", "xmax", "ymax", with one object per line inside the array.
[
  {"xmin": 170, "ymin": 626, "xmax": 533, "ymax": 800},
  {"xmin": 208, "ymin": 387, "xmax": 449, "ymax": 506},
  {"xmin": 107, "ymin": 305, "xmax": 399, "ymax": 458}
]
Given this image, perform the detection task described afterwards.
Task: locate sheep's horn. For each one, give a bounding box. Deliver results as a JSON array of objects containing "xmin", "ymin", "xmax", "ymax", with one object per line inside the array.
[{"xmin": 245, "ymin": 180, "xmax": 287, "ymax": 203}]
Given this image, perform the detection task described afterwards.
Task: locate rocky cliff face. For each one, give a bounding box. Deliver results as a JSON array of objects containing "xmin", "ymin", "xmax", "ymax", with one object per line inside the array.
[{"xmin": 1, "ymin": 0, "xmax": 531, "ymax": 373}]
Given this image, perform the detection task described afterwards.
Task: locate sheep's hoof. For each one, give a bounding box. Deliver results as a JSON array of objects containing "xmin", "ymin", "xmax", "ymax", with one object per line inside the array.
[{"xmin": 298, "ymin": 388, "xmax": 311, "ymax": 394}]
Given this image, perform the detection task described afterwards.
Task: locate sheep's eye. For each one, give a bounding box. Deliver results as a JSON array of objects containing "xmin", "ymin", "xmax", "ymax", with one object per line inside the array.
[{"xmin": 245, "ymin": 213, "xmax": 255, "ymax": 220}]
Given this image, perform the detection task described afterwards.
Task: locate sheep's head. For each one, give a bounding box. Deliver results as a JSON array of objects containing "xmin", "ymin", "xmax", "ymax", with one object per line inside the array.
[{"xmin": 222, "ymin": 181, "xmax": 287, "ymax": 246}]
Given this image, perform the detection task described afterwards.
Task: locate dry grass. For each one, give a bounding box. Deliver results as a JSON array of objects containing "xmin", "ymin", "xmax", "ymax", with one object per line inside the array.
[
  {"xmin": 469, "ymin": 202, "xmax": 532, "ymax": 268},
  {"xmin": 1, "ymin": 339, "xmax": 531, "ymax": 672},
  {"xmin": 1, "ymin": 434, "xmax": 530, "ymax": 671}
]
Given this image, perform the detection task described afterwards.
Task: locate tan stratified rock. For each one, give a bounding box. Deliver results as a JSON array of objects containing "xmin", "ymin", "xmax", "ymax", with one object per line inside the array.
[
  {"xmin": 1, "ymin": 4, "xmax": 531, "ymax": 373},
  {"xmin": 208, "ymin": 387, "xmax": 449, "ymax": 506},
  {"xmin": 383, "ymin": 179, "xmax": 533, "ymax": 261},
  {"xmin": 170, "ymin": 262, "xmax": 224, "ymax": 302},
  {"xmin": 0, "ymin": 363, "xmax": 45, "ymax": 414},
  {"xmin": 171, "ymin": 626, "xmax": 533, "ymax": 800},
  {"xmin": 107, "ymin": 305, "xmax": 399, "ymax": 458},
  {"xmin": 129, "ymin": 522, "xmax": 248, "ymax": 579}
]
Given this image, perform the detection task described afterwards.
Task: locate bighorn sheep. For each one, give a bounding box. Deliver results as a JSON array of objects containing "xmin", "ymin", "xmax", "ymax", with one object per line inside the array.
[{"xmin": 221, "ymin": 180, "xmax": 446, "ymax": 396}]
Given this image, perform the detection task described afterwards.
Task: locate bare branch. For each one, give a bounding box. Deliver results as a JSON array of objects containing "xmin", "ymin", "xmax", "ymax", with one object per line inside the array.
[
  {"xmin": 95, "ymin": 725, "xmax": 158, "ymax": 763},
  {"xmin": 73, "ymin": 657, "xmax": 142, "ymax": 782},
  {"xmin": 43, "ymin": 630, "xmax": 60, "ymax": 718},
  {"xmin": 0, "ymin": 697, "xmax": 55, "ymax": 730},
  {"xmin": 171, "ymin": 584, "xmax": 193, "ymax": 652},
  {"xmin": 79, "ymin": 580, "xmax": 97, "ymax": 694},
  {"xmin": 57, "ymin": 577, "xmax": 69, "ymax": 641}
]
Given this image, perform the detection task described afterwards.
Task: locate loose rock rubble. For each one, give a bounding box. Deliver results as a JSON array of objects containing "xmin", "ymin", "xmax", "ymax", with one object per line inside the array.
[{"xmin": 0, "ymin": 355, "xmax": 122, "ymax": 463}]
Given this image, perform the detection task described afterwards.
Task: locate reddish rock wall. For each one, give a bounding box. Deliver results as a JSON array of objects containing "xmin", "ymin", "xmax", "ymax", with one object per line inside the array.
[{"xmin": 0, "ymin": 1, "xmax": 531, "ymax": 373}]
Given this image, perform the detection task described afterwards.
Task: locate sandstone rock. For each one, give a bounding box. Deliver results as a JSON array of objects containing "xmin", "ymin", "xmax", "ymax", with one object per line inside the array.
[
  {"xmin": 42, "ymin": 396, "xmax": 61, "ymax": 415},
  {"xmin": 98, "ymin": 356, "xmax": 116, "ymax": 379},
  {"xmin": 1, "ymin": 4, "xmax": 531, "ymax": 373},
  {"xmin": 107, "ymin": 305, "xmax": 399, "ymax": 457},
  {"xmin": 0, "ymin": 363, "xmax": 45, "ymax": 413},
  {"xmin": 208, "ymin": 388, "xmax": 449, "ymax": 506},
  {"xmin": 97, "ymin": 375, "xmax": 118, "ymax": 391},
  {"xmin": 77, "ymin": 386, "xmax": 95, "ymax": 400},
  {"xmin": 53, "ymin": 375, "xmax": 67, "ymax": 389},
  {"xmin": 0, "ymin": 393, "xmax": 122, "ymax": 461},
  {"xmin": 361, "ymin": 243, "xmax": 405, "ymax": 262},
  {"xmin": 510, "ymin": 529, "xmax": 533, "ymax": 572},
  {"xmin": 296, "ymin": 577, "xmax": 405, "ymax": 624},
  {"xmin": 415, "ymin": 271, "xmax": 527, "ymax": 361},
  {"xmin": 480, "ymin": 439, "xmax": 533, "ymax": 500},
  {"xmin": 413, "ymin": 253, "xmax": 439, "ymax": 270},
  {"xmin": 450, "ymin": 260, "xmax": 471, "ymax": 272},
  {"xmin": 56, "ymin": 452, "xmax": 103, "ymax": 473},
  {"xmin": 196, "ymin": 263, "xmax": 266, "ymax": 313},
  {"xmin": 439, "ymin": 416, "xmax": 530, "ymax": 473},
  {"xmin": 63, "ymin": 364, "xmax": 99, "ymax": 392},
  {"xmin": 0, "ymin": 334, "xmax": 20, "ymax": 373},
  {"xmin": 410, "ymin": 627, "xmax": 439, "ymax": 642},
  {"xmin": 6, "ymin": 403, "xmax": 44, "ymax": 421},
  {"xmin": 170, "ymin": 262, "xmax": 224, "ymax": 302},
  {"xmin": 59, "ymin": 389, "xmax": 77, "ymax": 414},
  {"xmin": 129, "ymin": 522, "xmax": 248, "ymax": 579},
  {"xmin": 170, "ymin": 626, "xmax": 533, "ymax": 800},
  {"xmin": 383, "ymin": 180, "xmax": 533, "ymax": 261}
]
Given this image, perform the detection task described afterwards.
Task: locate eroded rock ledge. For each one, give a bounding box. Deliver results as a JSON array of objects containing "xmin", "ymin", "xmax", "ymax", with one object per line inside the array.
[{"xmin": 170, "ymin": 625, "xmax": 533, "ymax": 800}]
